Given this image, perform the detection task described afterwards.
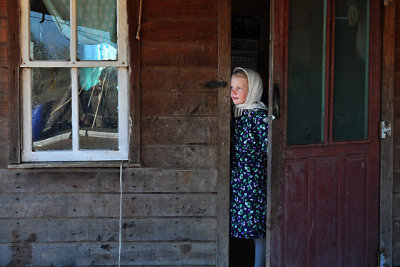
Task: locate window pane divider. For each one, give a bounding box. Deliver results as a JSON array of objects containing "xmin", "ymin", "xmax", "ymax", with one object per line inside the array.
[
  {"xmin": 22, "ymin": 68, "xmax": 32, "ymax": 156},
  {"xmin": 21, "ymin": 61, "xmax": 128, "ymax": 68},
  {"xmin": 71, "ymin": 0, "xmax": 77, "ymax": 62},
  {"xmin": 71, "ymin": 68, "xmax": 79, "ymax": 151},
  {"xmin": 20, "ymin": 0, "xmax": 30, "ymax": 63}
]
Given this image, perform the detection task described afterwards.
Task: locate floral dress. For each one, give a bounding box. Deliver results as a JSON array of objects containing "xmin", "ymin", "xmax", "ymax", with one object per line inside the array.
[{"xmin": 230, "ymin": 109, "xmax": 268, "ymax": 239}]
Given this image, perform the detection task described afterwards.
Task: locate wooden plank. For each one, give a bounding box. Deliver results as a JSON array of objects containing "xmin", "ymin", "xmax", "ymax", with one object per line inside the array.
[
  {"xmin": 141, "ymin": 93, "xmax": 218, "ymax": 117},
  {"xmin": 0, "ymin": 144, "xmax": 8, "ymax": 167},
  {"xmin": 0, "ymin": 119, "xmax": 8, "ymax": 144},
  {"xmin": 141, "ymin": 117, "xmax": 217, "ymax": 145},
  {"xmin": 0, "ymin": 218, "xmax": 217, "ymax": 242},
  {"xmin": 381, "ymin": 2, "xmax": 395, "ymax": 264},
  {"xmin": 0, "ymin": 95, "xmax": 6, "ymax": 117},
  {"xmin": 0, "ymin": 1, "xmax": 6, "ymax": 18},
  {"xmin": 141, "ymin": 45, "xmax": 218, "ymax": 67},
  {"xmin": 143, "ymin": 0, "xmax": 217, "ymax": 18},
  {"xmin": 0, "ymin": 44, "xmax": 6, "ymax": 66},
  {"xmin": 8, "ymin": 0, "xmax": 20, "ymax": 163},
  {"xmin": 283, "ymin": 160, "xmax": 309, "ymax": 266},
  {"xmin": 141, "ymin": 68, "xmax": 218, "ymax": 94},
  {"xmin": 0, "ymin": 242, "xmax": 216, "ymax": 266},
  {"xmin": 141, "ymin": 20, "xmax": 217, "ymax": 43},
  {"xmin": 0, "ymin": 169, "xmax": 217, "ymax": 193},
  {"xmin": 0, "ymin": 68, "xmax": 7, "ymax": 94},
  {"xmin": 0, "ymin": 193, "xmax": 217, "ymax": 218},
  {"xmin": 216, "ymin": 0, "xmax": 231, "ymax": 265},
  {"xmin": 141, "ymin": 145, "xmax": 217, "ymax": 168},
  {"xmin": 127, "ymin": 0, "xmax": 140, "ymax": 164}
]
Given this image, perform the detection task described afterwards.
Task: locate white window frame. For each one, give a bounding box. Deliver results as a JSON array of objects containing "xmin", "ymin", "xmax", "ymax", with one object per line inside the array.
[{"xmin": 20, "ymin": 0, "xmax": 129, "ymax": 162}]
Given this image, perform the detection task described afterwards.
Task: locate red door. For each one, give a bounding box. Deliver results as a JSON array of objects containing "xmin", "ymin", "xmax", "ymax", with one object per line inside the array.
[{"xmin": 270, "ymin": 0, "xmax": 381, "ymax": 265}]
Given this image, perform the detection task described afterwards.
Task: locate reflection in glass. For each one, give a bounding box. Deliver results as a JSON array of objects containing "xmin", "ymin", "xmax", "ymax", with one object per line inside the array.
[
  {"xmin": 332, "ymin": 0, "xmax": 369, "ymax": 141},
  {"xmin": 287, "ymin": 0, "xmax": 326, "ymax": 145},
  {"xmin": 32, "ymin": 68, "xmax": 72, "ymax": 151},
  {"xmin": 77, "ymin": 0, "xmax": 117, "ymax": 61},
  {"xmin": 30, "ymin": 0, "xmax": 70, "ymax": 60},
  {"xmin": 78, "ymin": 67, "xmax": 119, "ymax": 150}
]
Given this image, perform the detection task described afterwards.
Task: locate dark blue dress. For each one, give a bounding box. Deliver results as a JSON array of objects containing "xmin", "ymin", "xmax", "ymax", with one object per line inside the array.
[{"xmin": 230, "ymin": 109, "xmax": 268, "ymax": 239}]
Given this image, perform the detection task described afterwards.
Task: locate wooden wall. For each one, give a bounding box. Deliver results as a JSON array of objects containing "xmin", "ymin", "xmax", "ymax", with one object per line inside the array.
[{"xmin": 0, "ymin": 0, "xmax": 222, "ymax": 266}]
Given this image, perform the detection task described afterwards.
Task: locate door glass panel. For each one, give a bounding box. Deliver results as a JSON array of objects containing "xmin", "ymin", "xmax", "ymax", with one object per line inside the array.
[
  {"xmin": 332, "ymin": 0, "xmax": 369, "ymax": 141},
  {"xmin": 78, "ymin": 67, "xmax": 119, "ymax": 150},
  {"xmin": 287, "ymin": 0, "xmax": 326, "ymax": 145},
  {"xmin": 77, "ymin": 0, "xmax": 117, "ymax": 61},
  {"xmin": 32, "ymin": 68, "xmax": 72, "ymax": 151},
  {"xmin": 30, "ymin": 0, "xmax": 70, "ymax": 60}
]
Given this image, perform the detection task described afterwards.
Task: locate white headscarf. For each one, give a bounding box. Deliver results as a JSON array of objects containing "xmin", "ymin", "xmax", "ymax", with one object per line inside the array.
[{"xmin": 233, "ymin": 67, "xmax": 267, "ymax": 117}]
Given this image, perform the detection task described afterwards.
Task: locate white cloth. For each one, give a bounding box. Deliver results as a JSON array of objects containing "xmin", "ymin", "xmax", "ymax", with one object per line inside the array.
[{"xmin": 233, "ymin": 67, "xmax": 268, "ymax": 117}]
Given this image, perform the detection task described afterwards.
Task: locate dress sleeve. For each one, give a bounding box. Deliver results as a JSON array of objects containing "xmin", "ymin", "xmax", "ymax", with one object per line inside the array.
[{"xmin": 255, "ymin": 112, "xmax": 268, "ymax": 155}]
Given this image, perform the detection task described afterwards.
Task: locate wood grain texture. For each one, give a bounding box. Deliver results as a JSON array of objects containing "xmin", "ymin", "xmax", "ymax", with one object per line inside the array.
[
  {"xmin": 381, "ymin": 3, "xmax": 395, "ymax": 265},
  {"xmin": 0, "ymin": 217, "xmax": 217, "ymax": 242},
  {"xmin": 0, "ymin": 119, "xmax": 8, "ymax": 144},
  {"xmin": 141, "ymin": 93, "xmax": 218, "ymax": 117},
  {"xmin": 141, "ymin": 20, "xmax": 217, "ymax": 43},
  {"xmin": 141, "ymin": 145, "xmax": 217, "ymax": 168},
  {"xmin": 141, "ymin": 117, "xmax": 217, "ymax": 145},
  {"xmin": 7, "ymin": 0, "xmax": 20, "ymax": 164},
  {"xmin": 143, "ymin": 0, "xmax": 217, "ymax": 18},
  {"xmin": 141, "ymin": 68, "xmax": 218, "ymax": 94},
  {"xmin": 141, "ymin": 45, "xmax": 218, "ymax": 67},
  {"xmin": 0, "ymin": 169, "xmax": 217, "ymax": 193},
  {"xmin": 0, "ymin": 242, "xmax": 216, "ymax": 266},
  {"xmin": 1, "ymin": 193, "xmax": 217, "ymax": 218}
]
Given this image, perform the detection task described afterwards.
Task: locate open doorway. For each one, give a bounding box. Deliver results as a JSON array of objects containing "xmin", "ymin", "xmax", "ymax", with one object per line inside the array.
[{"xmin": 229, "ymin": 0, "xmax": 270, "ymax": 266}]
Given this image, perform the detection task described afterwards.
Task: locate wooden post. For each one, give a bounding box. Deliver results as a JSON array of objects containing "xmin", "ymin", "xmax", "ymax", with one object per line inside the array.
[
  {"xmin": 217, "ymin": 0, "xmax": 231, "ymax": 265},
  {"xmin": 8, "ymin": 0, "xmax": 21, "ymax": 164},
  {"xmin": 380, "ymin": 1, "xmax": 395, "ymax": 266}
]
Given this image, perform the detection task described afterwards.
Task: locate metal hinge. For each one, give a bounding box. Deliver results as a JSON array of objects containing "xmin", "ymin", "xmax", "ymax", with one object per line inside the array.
[
  {"xmin": 378, "ymin": 250, "xmax": 389, "ymax": 267},
  {"xmin": 380, "ymin": 121, "xmax": 392, "ymax": 139}
]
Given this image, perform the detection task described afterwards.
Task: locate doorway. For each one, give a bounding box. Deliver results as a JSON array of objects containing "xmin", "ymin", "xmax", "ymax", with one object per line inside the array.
[{"xmin": 229, "ymin": 0, "xmax": 270, "ymax": 266}]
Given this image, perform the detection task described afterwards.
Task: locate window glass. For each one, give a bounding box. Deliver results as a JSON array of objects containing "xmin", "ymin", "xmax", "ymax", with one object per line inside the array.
[
  {"xmin": 332, "ymin": 0, "xmax": 369, "ymax": 141},
  {"xmin": 30, "ymin": 0, "xmax": 70, "ymax": 60},
  {"xmin": 32, "ymin": 68, "xmax": 72, "ymax": 151},
  {"xmin": 79, "ymin": 67, "xmax": 119, "ymax": 150},
  {"xmin": 77, "ymin": 0, "xmax": 117, "ymax": 61},
  {"xmin": 287, "ymin": 0, "xmax": 326, "ymax": 145}
]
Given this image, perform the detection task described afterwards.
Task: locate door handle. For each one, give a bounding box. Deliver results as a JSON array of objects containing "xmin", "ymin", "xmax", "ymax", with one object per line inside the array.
[{"xmin": 273, "ymin": 83, "xmax": 280, "ymax": 119}]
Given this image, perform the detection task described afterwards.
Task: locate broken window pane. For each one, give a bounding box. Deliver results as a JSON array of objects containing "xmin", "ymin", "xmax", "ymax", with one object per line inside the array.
[
  {"xmin": 30, "ymin": 0, "xmax": 70, "ymax": 60},
  {"xmin": 32, "ymin": 68, "xmax": 72, "ymax": 151},
  {"xmin": 77, "ymin": 0, "xmax": 117, "ymax": 61},
  {"xmin": 78, "ymin": 67, "xmax": 119, "ymax": 150}
]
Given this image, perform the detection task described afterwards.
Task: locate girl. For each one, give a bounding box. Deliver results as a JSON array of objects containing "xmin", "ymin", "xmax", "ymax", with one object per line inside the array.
[{"xmin": 230, "ymin": 67, "xmax": 269, "ymax": 267}]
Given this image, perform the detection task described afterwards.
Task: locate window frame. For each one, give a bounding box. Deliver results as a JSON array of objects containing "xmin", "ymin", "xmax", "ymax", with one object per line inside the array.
[{"xmin": 20, "ymin": 0, "xmax": 129, "ymax": 162}]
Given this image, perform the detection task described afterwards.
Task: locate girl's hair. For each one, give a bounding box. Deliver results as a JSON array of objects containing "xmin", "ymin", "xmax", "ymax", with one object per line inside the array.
[{"xmin": 232, "ymin": 68, "xmax": 247, "ymax": 79}]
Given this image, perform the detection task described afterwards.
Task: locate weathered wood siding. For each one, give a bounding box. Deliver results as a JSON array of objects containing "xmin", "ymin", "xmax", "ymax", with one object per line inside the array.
[
  {"xmin": 0, "ymin": 0, "xmax": 221, "ymax": 266},
  {"xmin": 394, "ymin": 1, "xmax": 400, "ymax": 265}
]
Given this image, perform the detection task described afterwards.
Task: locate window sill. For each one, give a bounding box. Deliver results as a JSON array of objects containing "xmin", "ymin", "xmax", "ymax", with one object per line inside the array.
[{"xmin": 8, "ymin": 161, "xmax": 141, "ymax": 169}]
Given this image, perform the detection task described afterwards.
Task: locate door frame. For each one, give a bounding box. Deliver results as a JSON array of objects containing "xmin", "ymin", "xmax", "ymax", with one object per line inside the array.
[
  {"xmin": 217, "ymin": 0, "xmax": 231, "ymax": 265},
  {"xmin": 380, "ymin": 1, "xmax": 395, "ymax": 265}
]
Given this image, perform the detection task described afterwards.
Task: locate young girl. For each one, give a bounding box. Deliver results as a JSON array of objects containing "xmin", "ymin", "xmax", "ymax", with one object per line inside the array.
[{"xmin": 230, "ymin": 67, "xmax": 269, "ymax": 267}]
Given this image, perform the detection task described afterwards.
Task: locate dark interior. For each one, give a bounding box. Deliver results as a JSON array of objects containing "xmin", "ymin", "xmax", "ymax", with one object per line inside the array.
[{"xmin": 229, "ymin": 0, "xmax": 270, "ymax": 266}]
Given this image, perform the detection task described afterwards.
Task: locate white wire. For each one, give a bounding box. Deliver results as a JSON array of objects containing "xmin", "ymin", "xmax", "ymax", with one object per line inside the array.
[{"xmin": 118, "ymin": 161, "xmax": 123, "ymax": 266}]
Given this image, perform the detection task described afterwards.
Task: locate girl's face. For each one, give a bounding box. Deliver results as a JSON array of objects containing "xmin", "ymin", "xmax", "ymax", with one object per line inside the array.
[{"xmin": 230, "ymin": 75, "xmax": 249, "ymax": 105}]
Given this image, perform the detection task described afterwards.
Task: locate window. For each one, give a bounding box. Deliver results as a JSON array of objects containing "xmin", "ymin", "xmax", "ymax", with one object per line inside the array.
[{"xmin": 20, "ymin": 0, "xmax": 128, "ymax": 161}]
